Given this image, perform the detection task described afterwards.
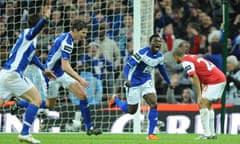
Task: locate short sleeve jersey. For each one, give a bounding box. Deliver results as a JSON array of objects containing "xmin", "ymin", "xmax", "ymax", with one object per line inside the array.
[
  {"xmin": 182, "ymin": 55, "xmax": 226, "ymax": 84},
  {"xmin": 46, "ymin": 32, "xmax": 73, "ymax": 77}
]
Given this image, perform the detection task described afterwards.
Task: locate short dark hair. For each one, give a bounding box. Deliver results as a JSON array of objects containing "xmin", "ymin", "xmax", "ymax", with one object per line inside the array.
[
  {"xmin": 172, "ymin": 47, "xmax": 185, "ymax": 57},
  {"xmin": 71, "ymin": 19, "xmax": 88, "ymax": 31},
  {"xmin": 149, "ymin": 34, "xmax": 161, "ymax": 43},
  {"xmin": 28, "ymin": 14, "xmax": 42, "ymax": 28}
]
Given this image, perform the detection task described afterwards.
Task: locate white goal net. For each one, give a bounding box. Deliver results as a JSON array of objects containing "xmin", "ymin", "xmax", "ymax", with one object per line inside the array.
[{"xmin": 0, "ymin": 0, "xmax": 154, "ymax": 133}]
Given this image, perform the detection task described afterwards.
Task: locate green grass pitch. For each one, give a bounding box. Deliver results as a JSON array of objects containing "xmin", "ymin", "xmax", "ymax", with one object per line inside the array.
[{"xmin": 0, "ymin": 133, "xmax": 239, "ymax": 144}]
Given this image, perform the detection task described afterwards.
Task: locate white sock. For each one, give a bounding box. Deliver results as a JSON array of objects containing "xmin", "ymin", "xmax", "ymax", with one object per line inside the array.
[
  {"xmin": 200, "ymin": 108, "xmax": 211, "ymax": 136},
  {"xmin": 209, "ymin": 109, "xmax": 215, "ymax": 136}
]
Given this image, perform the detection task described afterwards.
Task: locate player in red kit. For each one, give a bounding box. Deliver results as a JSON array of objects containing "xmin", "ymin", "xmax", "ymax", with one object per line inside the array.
[{"xmin": 172, "ymin": 48, "xmax": 226, "ymax": 140}]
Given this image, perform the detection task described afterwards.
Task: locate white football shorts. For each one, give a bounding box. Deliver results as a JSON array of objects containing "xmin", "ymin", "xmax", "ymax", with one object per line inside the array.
[
  {"xmin": 0, "ymin": 70, "xmax": 33, "ymax": 101},
  {"xmin": 47, "ymin": 72, "xmax": 76, "ymax": 98},
  {"xmin": 202, "ymin": 82, "xmax": 226, "ymax": 101},
  {"xmin": 24, "ymin": 65, "xmax": 47, "ymax": 99},
  {"xmin": 126, "ymin": 80, "xmax": 156, "ymax": 105}
]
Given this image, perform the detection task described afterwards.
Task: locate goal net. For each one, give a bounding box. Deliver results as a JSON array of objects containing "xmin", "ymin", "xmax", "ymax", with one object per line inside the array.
[{"xmin": 0, "ymin": 0, "xmax": 154, "ymax": 133}]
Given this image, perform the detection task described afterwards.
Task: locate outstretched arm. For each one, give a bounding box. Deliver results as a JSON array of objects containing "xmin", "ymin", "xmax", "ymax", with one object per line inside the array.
[
  {"xmin": 31, "ymin": 55, "xmax": 45, "ymax": 71},
  {"xmin": 31, "ymin": 55, "xmax": 56, "ymax": 80},
  {"xmin": 62, "ymin": 59, "xmax": 89, "ymax": 88},
  {"xmin": 157, "ymin": 64, "xmax": 171, "ymax": 84},
  {"xmin": 26, "ymin": 5, "xmax": 51, "ymax": 40}
]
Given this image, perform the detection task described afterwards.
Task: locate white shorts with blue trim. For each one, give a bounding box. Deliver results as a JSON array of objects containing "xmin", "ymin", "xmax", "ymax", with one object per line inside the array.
[
  {"xmin": 0, "ymin": 70, "xmax": 33, "ymax": 101},
  {"xmin": 126, "ymin": 80, "xmax": 156, "ymax": 105},
  {"xmin": 47, "ymin": 72, "xmax": 76, "ymax": 98}
]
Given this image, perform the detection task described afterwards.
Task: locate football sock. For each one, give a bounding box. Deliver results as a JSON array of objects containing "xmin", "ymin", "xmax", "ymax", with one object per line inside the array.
[
  {"xmin": 80, "ymin": 99, "xmax": 92, "ymax": 130},
  {"xmin": 200, "ymin": 108, "xmax": 211, "ymax": 136},
  {"xmin": 114, "ymin": 97, "xmax": 128, "ymax": 113},
  {"xmin": 40, "ymin": 100, "xmax": 46, "ymax": 108},
  {"xmin": 148, "ymin": 109, "xmax": 158, "ymax": 135},
  {"xmin": 21, "ymin": 103, "xmax": 39, "ymax": 135},
  {"xmin": 209, "ymin": 109, "xmax": 215, "ymax": 136},
  {"xmin": 17, "ymin": 100, "xmax": 29, "ymax": 108}
]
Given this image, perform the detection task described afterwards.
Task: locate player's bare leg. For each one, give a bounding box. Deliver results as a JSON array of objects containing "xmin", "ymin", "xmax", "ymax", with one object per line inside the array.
[
  {"xmin": 46, "ymin": 98, "xmax": 57, "ymax": 109},
  {"xmin": 0, "ymin": 98, "xmax": 4, "ymax": 107},
  {"xmin": 127, "ymin": 104, "xmax": 138, "ymax": 114}
]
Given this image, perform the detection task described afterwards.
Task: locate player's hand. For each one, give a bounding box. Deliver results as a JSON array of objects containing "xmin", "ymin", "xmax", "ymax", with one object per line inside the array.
[
  {"xmin": 124, "ymin": 80, "xmax": 131, "ymax": 87},
  {"xmin": 44, "ymin": 69, "xmax": 56, "ymax": 80},
  {"xmin": 79, "ymin": 78, "xmax": 90, "ymax": 88},
  {"xmin": 197, "ymin": 96, "xmax": 206, "ymax": 106},
  {"xmin": 43, "ymin": 5, "xmax": 51, "ymax": 19},
  {"xmin": 168, "ymin": 83, "xmax": 175, "ymax": 89}
]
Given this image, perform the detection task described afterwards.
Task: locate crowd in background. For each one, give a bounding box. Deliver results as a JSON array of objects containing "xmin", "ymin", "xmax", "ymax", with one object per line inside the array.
[{"xmin": 0, "ymin": 0, "xmax": 240, "ymax": 105}]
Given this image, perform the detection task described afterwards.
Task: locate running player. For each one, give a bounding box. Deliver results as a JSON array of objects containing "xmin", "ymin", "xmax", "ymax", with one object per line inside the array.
[
  {"xmin": 109, "ymin": 34, "xmax": 174, "ymax": 140},
  {"xmin": 0, "ymin": 5, "xmax": 56, "ymax": 144}
]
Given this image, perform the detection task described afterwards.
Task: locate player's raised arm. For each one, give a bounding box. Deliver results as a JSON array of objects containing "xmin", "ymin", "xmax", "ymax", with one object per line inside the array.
[
  {"xmin": 26, "ymin": 5, "xmax": 51, "ymax": 40},
  {"xmin": 42, "ymin": 5, "xmax": 51, "ymax": 20}
]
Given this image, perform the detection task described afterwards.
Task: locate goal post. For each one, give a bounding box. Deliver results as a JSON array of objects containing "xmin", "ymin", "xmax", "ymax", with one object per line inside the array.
[{"xmin": 133, "ymin": 0, "xmax": 154, "ymax": 133}]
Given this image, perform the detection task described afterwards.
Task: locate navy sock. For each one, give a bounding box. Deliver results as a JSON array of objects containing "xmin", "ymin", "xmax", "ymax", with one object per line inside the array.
[
  {"xmin": 20, "ymin": 103, "xmax": 39, "ymax": 135},
  {"xmin": 40, "ymin": 100, "xmax": 46, "ymax": 108},
  {"xmin": 17, "ymin": 100, "xmax": 29, "ymax": 108},
  {"xmin": 79, "ymin": 99, "xmax": 92, "ymax": 130},
  {"xmin": 115, "ymin": 97, "xmax": 128, "ymax": 113},
  {"xmin": 148, "ymin": 109, "xmax": 158, "ymax": 135}
]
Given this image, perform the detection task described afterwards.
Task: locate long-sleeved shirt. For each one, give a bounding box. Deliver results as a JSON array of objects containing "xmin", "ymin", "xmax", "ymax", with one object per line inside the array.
[
  {"xmin": 124, "ymin": 46, "xmax": 171, "ymax": 87},
  {"xmin": 3, "ymin": 17, "xmax": 47, "ymax": 74}
]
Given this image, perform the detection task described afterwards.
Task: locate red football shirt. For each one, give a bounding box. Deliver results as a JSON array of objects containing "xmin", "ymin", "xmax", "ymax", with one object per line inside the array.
[{"xmin": 182, "ymin": 55, "xmax": 226, "ymax": 84}]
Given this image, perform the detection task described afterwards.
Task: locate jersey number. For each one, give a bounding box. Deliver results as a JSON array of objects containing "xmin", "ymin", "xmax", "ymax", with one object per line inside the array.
[{"xmin": 197, "ymin": 58, "xmax": 215, "ymax": 71}]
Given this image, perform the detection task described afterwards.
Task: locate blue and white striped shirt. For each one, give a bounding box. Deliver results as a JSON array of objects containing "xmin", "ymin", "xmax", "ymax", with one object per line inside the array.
[
  {"xmin": 124, "ymin": 46, "xmax": 171, "ymax": 87},
  {"xmin": 46, "ymin": 32, "xmax": 73, "ymax": 77},
  {"xmin": 3, "ymin": 18, "xmax": 47, "ymax": 74}
]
